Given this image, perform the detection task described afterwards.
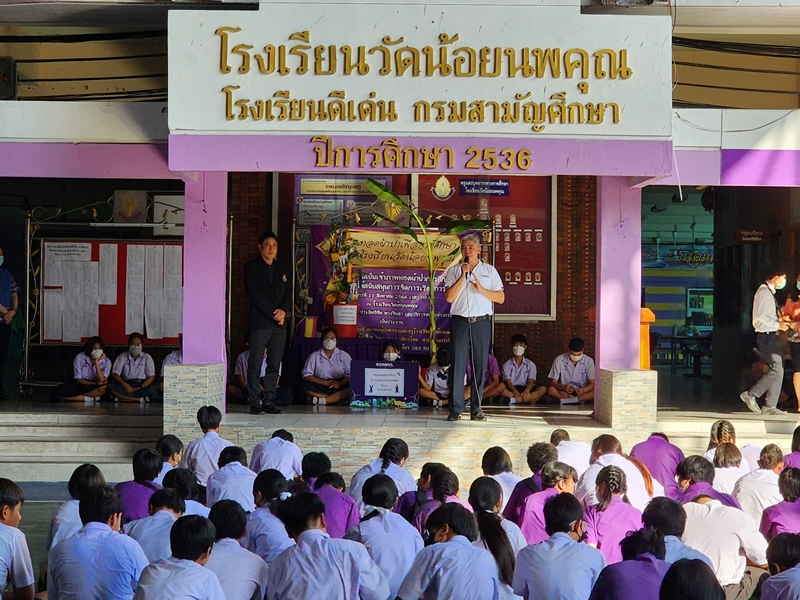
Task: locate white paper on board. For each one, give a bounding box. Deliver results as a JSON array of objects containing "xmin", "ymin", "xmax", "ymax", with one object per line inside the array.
[
  {"xmin": 164, "ymin": 246, "xmax": 183, "ymax": 290},
  {"xmin": 99, "ymin": 244, "xmax": 118, "ymax": 305},
  {"xmin": 161, "ymin": 288, "xmax": 182, "ymax": 338},
  {"xmin": 43, "ymin": 288, "xmax": 63, "ymax": 340},
  {"xmin": 145, "ymin": 245, "xmax": 164, "ymax": 293},
  {"xmin": 44, "ymin": 242, "xmax": 91, "ymax": 287},
  {"xmin": 62, "ymin": 285, "xmax": 82, "ymax": 343},
  {"xmin": 145, "ymin": 291, "xmax": 163, "ymax": 339},
  {"xmin": 81, "ymin": 262, "xmax": 99, "ymax": 337},
  {"xmin": 126, "ymin": 245, "xmax": 145, "ymax": 335}
]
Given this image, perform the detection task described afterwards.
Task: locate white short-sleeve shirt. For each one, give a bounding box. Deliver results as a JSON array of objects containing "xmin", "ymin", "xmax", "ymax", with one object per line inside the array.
[
  {"xmin": 444, "ymin": 261, "xmax": 504, "ymax": 318},
  {"xmin": 0, "ymin": 523, "xmax": 34, "ymax": 595},
  {"xmin": 548, "ymin": 353, "xmax": 596, "ymax": 388}
]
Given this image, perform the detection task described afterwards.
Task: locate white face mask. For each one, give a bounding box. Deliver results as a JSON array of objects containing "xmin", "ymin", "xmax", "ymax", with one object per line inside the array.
[
  {"xmin": 129, "ymin": 345, "xmax": 142, "ymax": 357},
  {"xmin": 384, "ymin": 352, "xmax": 398, "ymax": 362},
  {"xmin": 322, "ymin": 339, "xmax": 337, "ymax": 351},
  {"xmin": 91, "ymin": 349, "xmax": 103, "ymax": 359},
  {"xmin": 570, "ymin": 353, "xmax": 583, "ymax": 362},
  {"xmin": 512, "ymin": 346, "xmax": 525, "ymax": 356}
]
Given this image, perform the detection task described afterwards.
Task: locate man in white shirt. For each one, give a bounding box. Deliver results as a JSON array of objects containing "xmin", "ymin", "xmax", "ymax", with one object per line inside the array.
[
  {"xmin": 250, "ymin": 429, "xmax": 303, "ymax": 479},
  {"xmin": 125, "ymin": 488, "xmax": 185, "ymax": 563},
  {"xmin": 206, "ymin": 500, "xmax": 269, "ymax": 600},
  {"xmin": 206, "ymin": 446, "xmax": 257, "ymax": 512},
  {"xmin": 550, "ymin": 429, "xmax": 592, "ymax": 477},
  {"xmin": 741, "ymin": 269, "xmax": 790, "ymax": 415},
  {"xmin": 734, "ymin": 444, "xmax": 784, "ymax": 525},
  {"xmin": 180, "ymin": 406, "xmax": 234, "ymax": 492},
  {"xmin": 547, "ymin": 337, "xmax": 596, "ymax": 405},
  {"xmin": 48, "ymin": 485, "xmax": 149, "ymax": 600},
  {"xmin": 134, "ymin": 515, "xmax": 225, "ymax": 600},
  {"xmin": 682, "ymin": 495, "xmax": 769, "ymax": 599},
  {"xmin": 442, "ymin": 234, "xmax": 504, "ymax": 422}
]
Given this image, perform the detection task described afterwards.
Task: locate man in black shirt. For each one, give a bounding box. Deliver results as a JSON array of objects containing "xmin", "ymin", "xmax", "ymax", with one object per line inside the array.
[{"xmin": 244, "ymin": 231, "xmax": 291, "ymax": 415}]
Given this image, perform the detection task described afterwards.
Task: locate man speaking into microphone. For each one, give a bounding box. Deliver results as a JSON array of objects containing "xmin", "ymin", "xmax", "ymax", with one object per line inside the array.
[{"xmin": 443, "ymin": 234, "xmax": 505, "ymax": 421}]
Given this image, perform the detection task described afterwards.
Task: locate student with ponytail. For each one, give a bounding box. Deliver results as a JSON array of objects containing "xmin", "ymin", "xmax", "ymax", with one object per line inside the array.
[
  {"xmin": 394, "ymin": 462, "xmax": 449, "ymax": 523},
  {"xmin": 412, "ymin": 468, "xmax": 472, "ymax": 537},
  {"xmin": 242, "ymin": 469, "xmax": 295, "ymax": 564},
  {"xmin": 701, "ymin": 420, "xmax": 752, "ymax": 472},
  {"xmin": 349, "ymin": 438, "xmax": 416, "ymax": 513},
  {"xmin": 518, "ymin": 461, "xmax": 577, "ymax": 545},
  {"xmin": 583, "ymin": 465, "xmax": 644, "ymax": 565}
]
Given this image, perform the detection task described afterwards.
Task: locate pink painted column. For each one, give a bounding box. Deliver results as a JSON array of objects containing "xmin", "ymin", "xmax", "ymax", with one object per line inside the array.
[
  {"xmin": 595, "ymin": 177, "xmax": 642, "ymax": 371},
  {"xmin": 182, "ymin": 172, "xmax": 228, "ymax": 365}
]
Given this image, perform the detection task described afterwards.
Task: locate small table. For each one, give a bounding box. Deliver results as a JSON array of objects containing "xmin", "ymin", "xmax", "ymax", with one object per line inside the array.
[{"xmin": 665, "ymin": 335, "xmax": 711, "ymax": 377}]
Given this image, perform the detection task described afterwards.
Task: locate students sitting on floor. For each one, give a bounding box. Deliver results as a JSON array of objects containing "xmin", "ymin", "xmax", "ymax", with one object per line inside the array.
[
  {"xmin": 159, "ymin": 337, "xmax": 182, "ymax": 394},
  {"xmin": 519, "ymin": 461, "xmax": 577, "ymax": 545},
  {"xmin": 0, "ymin": 479, "xmax": 35, "ymax": 600},
  {"xmin": 115, "ymin": 449, "xmax": 163, "ymax": 524},
  {"xmin": 419, "ymin": 347, "xmax": 468, "ymax": 409},
  {"xmin": 658, "ymin": 559, "xmax": 724, "ymax": 600},
  {"xmin": 349, "ymin": 438, "xmax": 416, "ymax": 514},
  {"xmin": 269, "ymin": 492, "xmax": 390, "ymax": 600},
  {"xmin": 545, "ymin": 337, "xmax": 596, "ymax": 404},
  {"xmin": 629, "ymin": 432, "xmax": 685, "ymax": 500},
  {"xmin": 475, "ymin": 347, "xmax": 505, "ymax": 404},
  {"xmin": 733, "ymin": 443, "xmax": 783, "ymax": 525},
  {"xmin": 761, "ymin": 467, "xmax": 800, "ymax": 542},
  {"xmin": 550, "ymin": 428, "xmax": 592, "ymax": 477},
  {"xmin": 124, "ymin": 488, "xmax": 185, "ymax": 563},
  {"xmin": 133, "ymin": 516, "xmax": 225, "ymax": 600},
  {"xmin": 503, "ymin": 441, "xmax": 559, "ymax": 525},
  {"xmin": 702, "ymin": 420, "xmax": 752, "ymax": 472},
  {"xmin": 394, "ymin": 462, "xmax": 449, "ymax": 524},
  {"xmin": 501, "ymin": 334, "xmax": 547, "ymax": 404},
  {"xmin": 48, "ymin": 485, "xmax": 148, "ymax": 600},
  {"xmin": 302, "ymin": 327, "xmax": 352, "ymax": 405},
  {"xmin": 412, "ymin": 468, "xmax": 473, "ymax": 538},
  {"xmin": 51, "ymin": 336, "xmax": 112, "ymax": 402},
  {"xmin": 243, "ymin": 469, "xmax": 295, "ymax": 564},
  {"xmin": 381, "ymin": 339, "xmax": 401, "ymax": 363},
  {"xmin": 47, "ymin": 463, "xmax": 106, "ymax": 551},
  {"xmin": 205, "ymin": 500, "xmax": 270, "ymax": 600},
  {"xmin": 712, "ymin": 443, "xmax": 749, "ymax": 495},
  {"xmin": 481, "ymin": 446, "xmax": 522, "ymax": 513},
  {"xmin": 313, "ymin": 472, "xmax": 360, "ymax": 539},
  {"xmin": 110, "ymin": 332, "xmax": 161, "ymax": 403},
  {"xmin": 227, "ymin": 339, "xmax": 268, "ymax": 404},
  {"xmin": 675, "ymin": 455, "xmax": 742, "ymax": 509},
  {"xmin": 154, "ymin": 435, "xmax": 183, "ymax": 486},
  {"xmin": 206, "ymin": 446, "xmax": 257, "ymax": 512},
  {"xmin": 641, "ymin": 497, "xmax": 713, "ymax": 567},
  {"xmin": 250, "ymin": 429, "xmax": 303, "ymax": 479},
  {"xmin": 161, "ymin": 468, "xmax": 209, "ymax": 518},
  {"xmin": 762, "ymin": 533, "xmax": 800, "ymax": 600},
  {"xmin": 180, "ymin": 406, "xmax": 233, "ymax": 499}
]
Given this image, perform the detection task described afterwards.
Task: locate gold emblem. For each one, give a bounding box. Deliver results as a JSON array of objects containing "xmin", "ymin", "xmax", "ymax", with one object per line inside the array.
[
  {"xmin": 282, "ymin": 274, "xmax": 288, "ymax": 282},
  {"xmin": 431, "ymin": 176, "xmax": 455, "ymax": 202}
]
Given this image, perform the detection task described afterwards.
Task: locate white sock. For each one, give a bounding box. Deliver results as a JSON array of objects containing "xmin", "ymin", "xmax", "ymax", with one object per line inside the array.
[
  {"xmin": 509, "ymin": 397, "xmax": 517, "ymax": 405},
  {"xmin": 318, "ymin": 397, "xmax": 327, "ymax": 405},
  {"xmin": 84, "ymin": 396, "xmax": 94, "ymax": 402}
]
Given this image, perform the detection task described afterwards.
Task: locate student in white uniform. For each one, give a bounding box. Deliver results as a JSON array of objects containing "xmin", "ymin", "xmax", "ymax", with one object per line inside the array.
[
  {"xmin": 206, "ymin": 500, "xmax": 269, "ymax": 600},
  {"xmin": 762, "ymin": 533, "xmax": 800, "ymax": 600},
  {"xmin": 734, "ymin": 444, "xmax": 784, "ymax": 525},
  {"xmin": 48, "ymin": 485, "xmax": 149, "ymax": 600},
  {"xmin": 268, "ymin": 492, "xmax": 390, "ymax": 600},
  {"xmin": 250, "ymin": 429, "xmax": 303, "ymax": 479},
  {"xmin": 154, "ymin": 435, "xmax": 183, "ymax": 487},
  {"xmin": 161, "ymin": 468, "xmax": 210, "ymax": 518},
  {"xmin": 180, "ymin": 406, "xmax": 234, "ymax": 497},
  {"xmin": 0, "ymin": 479, "xmax": 35, "ymax": 600},
  {"xmin": 206, "ymin": 446, "xmax": 257, "ymax": 512},
  {"xmin": 243, "ymin": 470, "xmax": 295, "ymax": 564},
  {"xmin": 712, "ymin": 443, "xmax": 750, "ymax": 495},
  {"xmin": 546, "ymin": 337, "xmax": 596, "ymax": 405},
  {"xmin": 124, "ymin": 488, "xmax": 185, "ymax": 563},
  {"xmin": 133, "ymin": 516, "xmax": 225, "ymax": 600},
  {"xmin": 349, "ymin": 438, "xmax": 416, "ymax": 514},
  {"xmin": 702, "ymin": 420, "xmax": 752, "ymax": 472},
  {"xmin": 344, "ymin": 474, "xmax": 423, "ymax": 598},
  {"xmin": 550, "ymin": 429, "xmax": 592, "ymax": 477},
  {"xmin": 47, "ymin": 463, "xmax": 106, "ymax": 551},
  {"xmin": 481, "ymin": 446, "xmax": 522, "ymax": 513}
]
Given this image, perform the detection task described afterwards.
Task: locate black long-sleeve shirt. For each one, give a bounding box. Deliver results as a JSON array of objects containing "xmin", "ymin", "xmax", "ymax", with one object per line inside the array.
[{"xmin": 244, "ymin": 256, "xmax": 292, "ymax": 331}]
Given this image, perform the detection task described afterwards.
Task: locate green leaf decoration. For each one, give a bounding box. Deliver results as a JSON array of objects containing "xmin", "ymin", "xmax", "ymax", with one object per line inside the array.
[{"xmin": 443, "ymin": 219, "xmax": 492, "ymax": 234}]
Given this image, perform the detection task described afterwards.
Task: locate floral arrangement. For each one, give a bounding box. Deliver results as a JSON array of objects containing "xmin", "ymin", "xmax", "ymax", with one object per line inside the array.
[{"xmin": 323, "ymin": 223, "xmax": 362, "ymax": 309}]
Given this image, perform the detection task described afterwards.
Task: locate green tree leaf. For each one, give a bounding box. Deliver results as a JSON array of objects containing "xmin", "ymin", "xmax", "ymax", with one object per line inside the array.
[{"xmin": 443, "ymin": 219, "xmax": 492, "ymax": 234}]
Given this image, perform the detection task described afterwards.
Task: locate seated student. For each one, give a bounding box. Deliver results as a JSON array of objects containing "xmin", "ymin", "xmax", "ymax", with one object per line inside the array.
[
  {"xmin": 519, "ymin": 461, "xmax": 577, "ymax": 545},
  {"xmin": 158, "ymin": 336, "xmax": 182, "ymax": 394},
  {"xmin": 583, "ymin": 466, "xmax": 644, "ymax": 565},
  {"xmin": 682, "ymin": 494, "xmax": 768, "ymax": 598},
  {"xmin": 48, "ymin": 485, "xmax": 149, "ymax": 600},
  {"xmin": 397, "ymin": 503, "xmax": 500, "ymax": 600},
  {"xmin": 250, "ymin": 429, "xmax": 303, "ymax": 479},
  {"xmin": 110, "ymin": 333, "xmax": 161, "ymax": 403},
  {"xmin": 161, "ymin": 468, "xmax": 209, "ymax": 518},
  {"xmin": 734, "ymin": 443, "xmax": 783, "ymax": 525},
  {"xmin": 762, "ymin": 533, "xmax": 800, "ymax": 600},
  {"xmin": 228, "ymin": 339, "xmax": 269, "ymax": 404},
  {"xmin": 381, "ymin": 339, "xmax": 401, "ymax": 363},
  {"xmin": 345, "ymin": 474, "xmax": 424, "ymax": 598},
  {"xmin": 481, "ymin": 446, "xmax": 522, "ymax": 513},
  {"xmin": 482, "ymin": 348, "xmax": 507, "ymax": 403},
  {"xmin": 269, "ymin": 492, "xmax": 390, "ymax": 600},
  {"xmin": 205, "ymin": 500, "xmax": 269, "ymax": 600},
  {"xmin": 589, "ymin": 527, "xmax": 671, "ymax": 600},
  {"xmin": 641, "ymin": 497, "xmax": 713, "ymax": 568},
  {"xmin": 154, "ymin": 435, "xmax": 183, "ymax": 486},
  {"xmin": 659, "ymin": 558, "xmax": 725, "ymax": 600},
  {"xmin": 761, "ymin": 467, "xmax": 800, "ymax": 542},
  {"xmin": 419, "ymin": 346, "xmax": 469, "ymax": 409},
  {"xmin": 412, "ymin": 469, "xmax": 473, "ymax": 538},
  {"xmin": 701, "ymin": 420, "xmax": 752, "ymax": 472},
  {"xmin": 206, "ymin": 446, "xmax": 257, "ymax": 512},
  {"xmin": 125, "ymin": 488, "xmax": 185, "ymax": 563},
  {"xmin": 47, "ymin": 463, "xmax": 105, "ymax": 551},
  {"xmin": 349, "ymin": 438, "xmax": 416, "ymax": 514},
  {"xmin": 501, "ymin": 334, "xmax": 547, "ymax": 404},
  {"xmin": 503, "ymin": 442, "xmax": 559, "ymax": 525},
  {"xmin": 133, "ymin": 516, "xmax": 225, "ymax": 600},
  {"xmin": 180, "ymin": 406, "xmax": 234, "ymax": 497},
  {"xmin": 115, "ymin": 449, "xmax": 163, "ymax": 524},
  {"xmin": 712, "ymin": 443, "xmax": 749, "ymax": 495},
  {"xmin": 302, "ymin": 327, "xmax": 352, "ymax": 405},
  {"xmin": 314, "ymin": 472, "xmax": 360, "ymax": 539},
  {"xmin": 296, "ymin": 451, "xmax": 331, "ymax": 494},
  {"xmin": 546, "ymin": 337, "xmax": 596, "ymax": 404},
  {"xmin": 243, "ymin": 469, "xmax": 295, "ymax": 564},
  {"xmin": 675, "ymin": 455, "xmax": 741, "ymax": 509},
  {"xmin": 784, "ymin": 426, "xmax": 800, "ymax": 470},
  {"xmin": 512, "ymin": 493, "xmax": 606, "ymax": 600},
  {"xmin": 0, "ymin": 479, "xmax": 34, "ymax": 600},
  {"xmin": 630, "ymin": 432, "xmax": 685, "ymax": 500},
  {"xmin": 550, "ymin": 428, "xmax": 592, "ymax": 477},
  {"xmin": 51, "ymin": 336, "xmax": 112, "ymax": 402},
  {"xmin": 394, "ymin": 462, "xmax": 449, "ymax": 524}
]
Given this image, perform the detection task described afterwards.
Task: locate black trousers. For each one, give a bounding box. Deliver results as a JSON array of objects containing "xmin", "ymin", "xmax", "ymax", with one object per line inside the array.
[
  {"xmin": 248, "ymin": 325, "xmax": 286, "ymax": 407},
  {"xmin": 0, "ymin": 324, "xmax": 10, "ymax": 398},
  {"xmin": 449, "ymin": 316, "xmax": 491, "ymax": 416}
]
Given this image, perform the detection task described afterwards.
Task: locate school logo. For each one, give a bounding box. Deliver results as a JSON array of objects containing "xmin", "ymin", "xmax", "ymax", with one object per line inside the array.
[
  {"xmin": 431, "ymin": 175, "xmax": 455, "ymax": 202},
  {"xmin": 282, "ymin": 274, "xmax": 288, "ymax": 282}
]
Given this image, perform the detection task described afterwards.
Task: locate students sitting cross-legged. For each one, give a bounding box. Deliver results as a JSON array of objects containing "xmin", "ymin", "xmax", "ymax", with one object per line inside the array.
[
  {"xmin": 301, "ymin": 327, "xmax": 352, "ymax": 405},
  {"xmin": 658, "ymin": 558, "xmax": 725, "ymax": 600},
  {"xmin": 124, "ymin": 488, "xmax": 185, "ymax": 564},
  {"xmin": 206, "ymin": 446, "xmax": 257, "ymax": 512},
  {"xmin": 502, "ymin": 441, "xmax": 559, "ymax": 525},
  {"xmin": 519, "ymin": 461, "xmax": 577, "ymax": 545},
  {"xmin": 397, "ymin": 502, "xmax": 500, "ymax": 600},
  {"xmin": 344, "ymin": 474, "xmax": 424, "ymax": 598},
  {"xmin": 268, "ymin": 492, "xmax": 390, "ymax": 600},
  {"xmin": 110, "ymin": 332, "xmax": 160, "ymax": 403},
  {"xmin": 733, "ymin": 443, "xmax": 783, "ymax": 526},
  {"xmin": 133, "ymin": 515, "xmax": 225, "ymax": 600},
  {"xmin": 249, "ymin": 429, "xmax": 303, "ymax": 479},
  {"xmin": 629, "ymin": 432, "xmax": 685, "ymax": 500},
  {"xmin": 161, "ymin": 468, "xmax": 209, "ymax": 518},
  {"xmin": 481, "ymin": 446, "xmax": 522, "ymax": 514},
  {"xmin": 115, "ymin": 449, "xmax": 163, "ymax": 524},
  {"xmin": 349, "ymin": 438, "xmax": 416, "ymax": 514},
  {"xmin": 762, "ymin": 533, "xmax": 800, "ymax": 600},
  {"xmin": 394, "ymin": 462, "xmax": 449, "ymax": 524},
  {"xmin": 154, "ymin": 435, "xmax": 183, "ymax": 487},
  {"xmin": 51, "ymin": 336, "xmax": 112, "ymax": 402},
  {"xmin": 675, "ymin": 455, "xmax": 742, "ymax": 509},
  {"xmin": 48, "ymin": 485, "xmax": 148, "ymax": 600},
  {"xmin": 243, "ymin": 469, "xmax": 295, "ymax": 564},
  {"xmin": 47, "ymin": 463, "xmax": 106, "ymax": 551},
  {"xmin": 313, "ymin": 472, "xmax": 360, "ymax": 539},
  {"xmin": 762, "ymin": 467, "xmax": 800, "ymax": 542},
  {"xmin": 641, "ymin": 497, "xmax": 713, "ymax": 568},
  {"xmin": 512, "ymin": 493, "xmax": 606, "ymax": 600},
  {"xmin": 711, "ymin": 443, "xmax": 750, "ymax": 495},
  {"xmin": 180, "ymin": 406, "xmax": 234, "ymax": 500},
  {"xmin": 0, "ymin": 479, "xmax": 35, "ymax": 600},
  {"xmin": 550, "ymin": 428, "xmax": 592, "ymax": 477},
  {"xmin": 205, "ymin": 500, "xmax": 270, "ymax": 600},
  {"xmin": 501, "ymin": 334, "xmax": 547, "ymax": 405},
  {"xmin": 412, "ymin": 468, "xmax": 473, "ymax": 538}
]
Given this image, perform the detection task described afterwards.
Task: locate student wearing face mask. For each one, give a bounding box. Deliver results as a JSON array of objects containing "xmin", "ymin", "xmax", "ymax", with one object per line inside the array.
[
  {"xmin": 740, "ymin": 268, "xmax": 791, "ymax": 416},
  {"xmin": 381, "ymin": 339, "xmax": 401, "ymax": 362},
  {"xmin": 546, "ymin": 337, "xmax": 596, "ymax": 405},
  {"xmin": 302, "ymin": 327, "xmax": 352, "ymax": 405},
  {"xmin": 110, "ymin": 333, "xmax": 161, "ymax": 403},
  {"xmin": 501, "ymin": 334, "xmax": 547, "ymax": 405},
  {"xmin": 51, "ymin": 336, "xmax": 112, "ymax": 402},
  {"xmin": 419, "ymin": 346, "xmax": 470, "ymax": 409}
]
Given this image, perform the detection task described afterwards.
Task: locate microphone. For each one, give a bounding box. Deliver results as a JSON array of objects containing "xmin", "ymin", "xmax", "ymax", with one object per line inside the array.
[{"xmin": 463, "ymin": 259, "xmax": 471, "ymax": 281}]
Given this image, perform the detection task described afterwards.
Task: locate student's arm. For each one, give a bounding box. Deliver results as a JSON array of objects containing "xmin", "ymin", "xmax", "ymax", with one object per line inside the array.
[
  {"xmin": 419, "ymin": 374, "xmax": 432, "ymax": 390},
  {"xmin": 396, "ymin": 551, "xmax": 433, "ymax": 600},
  {"xmin": 235, "ymin": 374, "xmax": 247, "ymax": 389},
  {"xmin": 141, "ymin": 376, "xmax": 155, "ymax": 388},
  {"xmin": 523, "ymin": 378, "xmax": 534, "ymax": 395},
  {"xmin": 577, "ymin": 379, "xmax": 595, "ymax": 396},
  {"xmin": 93, "ymin": 357, "xmax": 108, "ymax": 385},
  {"xmin": 354, "ymin": 546, "xmax": 390, "ymax": 600},
  {"xmin": 550, "ymin": 378, "xmax": 568, "ymax": 392},
  {"xmin": 5, "ymin": 584, "xmax": 34, "ymax": 600}
]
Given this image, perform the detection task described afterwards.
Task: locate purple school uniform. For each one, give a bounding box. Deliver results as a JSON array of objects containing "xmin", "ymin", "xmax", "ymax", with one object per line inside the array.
[
  {"xmin": 761, "ymin": 500, "xmax": 800, "ymax": 541},
  {"xmin": 583, "ymin": 496, "xmax": 643, "ymax": 565},
  {"xmin": 784, "ymin": 452, "xmax": 800, "ymax": 470},
  {"xmin": 115, "ymin": 480, "xmax": 161, "ymax": 523},
  {"xmin": 678, "ymin": 481, "xmax": 742, "ymax": 509},
  {"xmin": 589, "ymin": 553, "xmax": 671, "ymax": 600},
  {"xmin": 394, "ymin": 489, "xmax": 433, "ymax": 523},
  {"xmin": 73, "ymin": 353, "xmax": 112, "ymax": 381},
  {"xmin": 502, "ymin": 473, "xmax": 543, "ymax": 525},
  {"xmin": 412, "ymin": 497, "xmax": 473, "ymax": 536},
  {"xmin": 629, "ymin": 435, "xmax": 684, "ymax": 499},
  {"xmin": 314, "ymin": 484, "xmax": 360, "ymax": 539},
  {"xmin": 485, "ymin": 354, "xmax": 500, "ymax": 384},
  {"xmin": 519, "ymin": 488, "xmax": 558, "ymax": 545}
]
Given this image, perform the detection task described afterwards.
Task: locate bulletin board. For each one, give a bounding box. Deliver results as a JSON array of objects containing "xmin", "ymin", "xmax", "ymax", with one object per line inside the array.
[{"xmin": 38, "ymin": 239, "xmax": 183, "ymax": 346}]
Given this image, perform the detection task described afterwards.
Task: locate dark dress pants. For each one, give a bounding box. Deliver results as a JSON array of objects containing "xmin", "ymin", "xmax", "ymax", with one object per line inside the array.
[
  {"xmin": 448, "ymin": 316, "xmax": 490, "ymax": 416},
  {"xmin": 248, "ymin": 324, "xmax": 286, "ymax": 407}
]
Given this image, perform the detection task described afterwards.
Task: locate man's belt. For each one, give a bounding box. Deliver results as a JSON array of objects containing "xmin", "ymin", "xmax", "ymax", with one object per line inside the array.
[{"xmin": 455, "ymin": 315, "xmax": 491, "ymax": 324}]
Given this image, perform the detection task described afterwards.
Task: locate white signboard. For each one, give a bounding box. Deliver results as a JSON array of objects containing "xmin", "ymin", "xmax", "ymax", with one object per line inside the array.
[
  {"xmin": 365, "ymin": 368, "xmax": 405, "ymax": 397},
  {"xmin": 168, "ymin": 3, "xmax": 672, "ymax": 140}
]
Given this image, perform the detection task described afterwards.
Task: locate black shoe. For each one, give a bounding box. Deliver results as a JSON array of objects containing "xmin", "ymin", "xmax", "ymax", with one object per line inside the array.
[
  {"xmin": 249, "ymin": 403, "xmax": 265, "ymax": 415},
  {"xmin": 446, "ymin": 413, "xmax": 462, "ymax": 421},
  {"xmin": 471, "ymin": 411, "xmax": 488, "ymax": 421},
  {"xmin": 262, "ymin": 404, "xmax": 282, "ymax": 414}
]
